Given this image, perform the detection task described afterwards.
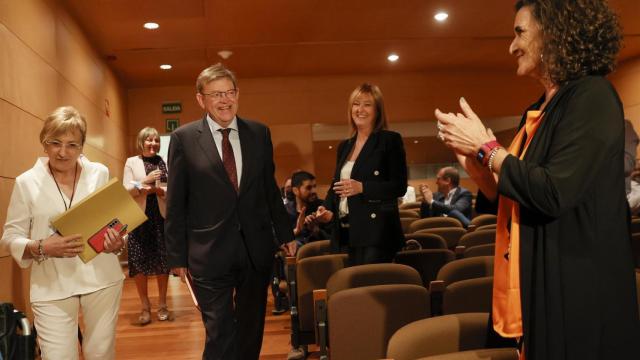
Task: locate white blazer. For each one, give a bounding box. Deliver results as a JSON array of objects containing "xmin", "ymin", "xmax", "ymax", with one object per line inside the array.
[
  {"xmin": 0, "ymin": 156, "xmax": 125, "ymax": 302},
  {"xmin": 123, "ymin": 155, "xmax": 167, "ymax": 218}
]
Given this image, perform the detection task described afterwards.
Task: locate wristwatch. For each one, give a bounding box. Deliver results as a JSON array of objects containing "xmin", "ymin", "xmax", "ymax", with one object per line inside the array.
[{"xmin": 477, "ymin": 140, "xmax": 502, "ymax": 166}]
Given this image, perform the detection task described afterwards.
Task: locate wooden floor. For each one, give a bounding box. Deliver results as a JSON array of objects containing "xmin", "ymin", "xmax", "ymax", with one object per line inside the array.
[{"xmin": 114, "ymin": 273, "xmax": 311, "ymax": 359}]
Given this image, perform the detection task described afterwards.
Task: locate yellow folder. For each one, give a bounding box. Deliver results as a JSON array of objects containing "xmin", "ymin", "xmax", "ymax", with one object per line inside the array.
[{"xmin": 51, "ymin": 177, "xmax": 148, "ymax": 263}]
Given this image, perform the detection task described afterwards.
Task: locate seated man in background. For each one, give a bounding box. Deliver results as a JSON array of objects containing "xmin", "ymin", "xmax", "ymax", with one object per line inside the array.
[
  {"xmin": 272, "ymin": 170, "xmax": 330, "ymax": 314},
  {"xmin": 419, "ymin": 166, "xmax": 472, "ymax": 227},
  {"xmin": 287, "ymin": 170, "xmax": 330, "ymax": 246}
]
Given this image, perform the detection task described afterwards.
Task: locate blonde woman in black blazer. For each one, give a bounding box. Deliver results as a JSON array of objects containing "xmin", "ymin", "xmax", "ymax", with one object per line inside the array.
[{"xmin": 313, "ymin": 83, "xmax": 407, "ymax": 265}]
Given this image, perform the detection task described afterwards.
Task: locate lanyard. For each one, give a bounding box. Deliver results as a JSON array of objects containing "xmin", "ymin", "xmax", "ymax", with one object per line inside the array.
[{"xmin": 49, "ymin": 161, "xmax": 78, "ymax": 211}]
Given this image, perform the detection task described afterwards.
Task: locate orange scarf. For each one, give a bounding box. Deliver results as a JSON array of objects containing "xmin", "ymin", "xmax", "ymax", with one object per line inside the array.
[{"xmin": 492, "ymin": 111, "xmax": 544, "ymax": 358}]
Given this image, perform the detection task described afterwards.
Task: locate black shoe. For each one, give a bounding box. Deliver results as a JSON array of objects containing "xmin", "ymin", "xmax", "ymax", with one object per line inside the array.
[{"xmin": 272, "ymin": 307, "xmax": 288, "ymax": 315}]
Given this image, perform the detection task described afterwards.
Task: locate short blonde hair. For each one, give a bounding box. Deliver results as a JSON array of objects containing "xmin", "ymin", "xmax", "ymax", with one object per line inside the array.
[
  {"xmin": 136, "ymin": 127, "xmax": 160, "ymax": 152},
  {"xmin": 347, "ymin": 83, "xmax": 388, "ymax": 135},
  {"xmin": 39, "ymin": 106, "xmax": 87, "ymax": 145},
  {"xmin": 196, "ymin": 63, "xmax": 237, "ymax": 94}
]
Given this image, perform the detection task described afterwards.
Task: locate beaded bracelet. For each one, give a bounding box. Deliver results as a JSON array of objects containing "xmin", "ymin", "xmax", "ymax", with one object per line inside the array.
[{"xmin": 487, "ymin": 147, "xmax": 502, "ymax": 173}]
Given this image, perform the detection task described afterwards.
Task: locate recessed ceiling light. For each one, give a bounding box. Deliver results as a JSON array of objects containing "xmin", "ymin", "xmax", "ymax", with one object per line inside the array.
[
  {"xmin": 434, "ymin": 12, "xmax": 449, "ymax": 22},
  {"xmin": 413, "ymin": 140, "xmax": 419, "ymax": 144},
  {"xmin": 160, "ymin": 64, "xmax": 172, "ymax": 70},
  {"xmin": 328, "ymin": 145, "xmax": 333, "ymax": 150},
  {"xmin": 143, "ymin": 22, "xmax": 159, "ymax": 30},
  {"xmin": 387, "ymin": 53, "xmax": 399, "ymax": 62}
]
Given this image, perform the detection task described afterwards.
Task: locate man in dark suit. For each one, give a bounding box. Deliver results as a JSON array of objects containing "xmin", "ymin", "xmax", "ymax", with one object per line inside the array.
[
  {"xmin": 164, "ymin": 63, "xmax": 295, "ymax": 360},
  {"xmin": 419, "ymin": 166, "xmax": 472, "ymax": 227}
]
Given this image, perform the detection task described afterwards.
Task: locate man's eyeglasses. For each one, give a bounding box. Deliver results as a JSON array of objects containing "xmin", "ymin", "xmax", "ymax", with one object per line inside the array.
[
  {"xmin": 45, "ymin": 140, "xmax": 83, "ymax": 152},
  {"xmin": 201, "ymin": 89, "xmax": 238, "ymax": 100}
]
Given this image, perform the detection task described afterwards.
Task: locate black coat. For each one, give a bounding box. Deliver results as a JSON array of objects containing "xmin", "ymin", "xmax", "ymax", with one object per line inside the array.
[
  {"xmin": 164, "ymin": 116, "xmax": 293, "ymax": 278},
  {"xmin": 498, "ymin": 76, "xmax": 640, "ymax": 359},
  {"xmin": 324, "ymin": 130, "xmax": 408, "ymax": 253}
]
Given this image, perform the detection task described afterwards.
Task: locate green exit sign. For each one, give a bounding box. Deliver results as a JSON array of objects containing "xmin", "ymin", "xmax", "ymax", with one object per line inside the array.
[
  {"xmin": 166, "ymin": 119, "xmax": 180, "ymax": 132},
  {"xmin": 162, "ymin": 102, "xmax": 182, "ymax": 114}
]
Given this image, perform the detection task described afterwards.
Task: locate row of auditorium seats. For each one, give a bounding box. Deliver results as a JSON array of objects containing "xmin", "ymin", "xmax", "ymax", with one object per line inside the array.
[{"xmin": 285, "ymin": 240, "xmax": 502, "ymax": 359}]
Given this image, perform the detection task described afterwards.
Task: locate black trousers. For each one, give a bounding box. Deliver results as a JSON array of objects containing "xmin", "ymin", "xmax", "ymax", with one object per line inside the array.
[
  {"xmin": 339, "ymin": 226, "xmax": 394, "ymax": 266},
  {"xmin": 191, "ymin": 240, "xmax": 271, "ymax": 360}
]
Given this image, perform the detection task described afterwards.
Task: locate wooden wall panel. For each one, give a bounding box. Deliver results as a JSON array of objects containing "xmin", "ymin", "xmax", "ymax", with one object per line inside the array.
[
  {"xmin": 0, "ymin": 0, "xmax": 57, "ymax": 67},
  {"xmin": 270, "ymin": 123, "xmax": 314, "ymax": 182},
  {"xmin": 0, "ymin": 101, "xmax": 44, "ymax": 178},
  {"xmin": 0, "ymin": 23, "xmax": 59, "ymax": 119},
  {"xmin": 0, "ymin": 178, "xmax": 15, "ymax": 257}
]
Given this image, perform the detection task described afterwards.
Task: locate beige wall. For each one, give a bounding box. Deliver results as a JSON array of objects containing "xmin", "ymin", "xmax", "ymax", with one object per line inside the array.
[{"xmin": 0, "ymin": 0, "xmax": 128, "ymax": 314}]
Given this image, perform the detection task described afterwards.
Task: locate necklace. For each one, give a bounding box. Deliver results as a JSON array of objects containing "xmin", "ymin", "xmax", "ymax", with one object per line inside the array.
[{"xmin": 49, "ymin": 161, "xmax": 79, "ymax": 211}]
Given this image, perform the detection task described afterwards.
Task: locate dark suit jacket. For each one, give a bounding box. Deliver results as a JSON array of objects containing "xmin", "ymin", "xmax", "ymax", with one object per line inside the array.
[
  {"xmin": 419, "ymin": 187, "xmax": 472, "ymax": 219},
  {"xmin": 164, "ymin": 116, "xmax": 293, "ymax": 278},
  {"xmin": 324, "ymin": 130, "xmax": 407, "ymax": 252},
  {"xmin": 498, "ymin": 76, "xmax": 639, "ymax": 359}
]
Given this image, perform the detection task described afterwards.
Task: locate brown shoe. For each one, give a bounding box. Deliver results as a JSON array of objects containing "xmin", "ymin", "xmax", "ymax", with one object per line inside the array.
[{"xmin": 132, "ymin": 308, "xmax": 151, "ymax": 326}]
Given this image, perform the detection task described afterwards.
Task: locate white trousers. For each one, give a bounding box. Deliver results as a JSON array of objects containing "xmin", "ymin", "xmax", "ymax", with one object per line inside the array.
[{"xmin": 31, "ymin": 281, "xmax": 123, "ymax": 360}]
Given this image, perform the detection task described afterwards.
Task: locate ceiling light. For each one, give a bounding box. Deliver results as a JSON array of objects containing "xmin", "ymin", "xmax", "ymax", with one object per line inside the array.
[
  {"xmin": 218, "ymin": 50, "xmax": 233, "ymax": 59},
  {"xmin": 387, "ymin": 53, "xmax": 399, "ymax": 62},
  {"xmin": 160, "ymin": 64, "xmax": 172, "ymax": 70},
  {"xmin": 413, "ymin": 140, "xmax": 419, "ymax": 144},
  {"xmin": 434, "ymin": 12, "xmax": 449, "ymax": 22},
  {"xmin": 328, "ymin": 145, "xmax": 333, "ymax": 150},
  {"xmin": 143, "ymin": 22, "xmax": 159, "ymax": 30}
]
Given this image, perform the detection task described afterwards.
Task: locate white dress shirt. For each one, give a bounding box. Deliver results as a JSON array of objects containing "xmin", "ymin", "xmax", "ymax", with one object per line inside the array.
[
  {"xmin": 0, "ymin": 156, "xmax": 124, "ymax": 302},
  {"xmin": 206, "ymin": 114, "xmax": 243, "ymax": 185},
  {"xmin": 444, "ymin": 187, "xmax": 458, "ymax": 206},
  {"xmin": 338, "ymin": 161, "xmax": 355, "ymax": 218}
]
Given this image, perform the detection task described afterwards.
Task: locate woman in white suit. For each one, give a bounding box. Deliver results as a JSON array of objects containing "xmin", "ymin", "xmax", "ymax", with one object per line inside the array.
[
  {"xmin": 1, "ymin": 106, "xmax": 126, "ymax": 360},
  {"xmin": 123, "ymin": 127, "xmax": 170, "ymax": 325}
]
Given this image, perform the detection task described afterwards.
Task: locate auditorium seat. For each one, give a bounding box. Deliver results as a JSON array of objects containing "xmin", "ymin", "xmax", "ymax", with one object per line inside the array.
[
  {"xmin": 409, "ymin": 217, "xmax": 464, "ymax": 233},
  {"xmin": 404, "ymin": 232, "xmax": 448, "ymax": 250},
  {"xmin": 394, "ymin": 249, "xmax": 455, "ymax": 287},
  {"xmin": 387, "ymin": 312, "xmax": 517, "ymax": 360},
  {"xmin": 416, "ymin": 227, "xmax": 467, "ymax": 249}
]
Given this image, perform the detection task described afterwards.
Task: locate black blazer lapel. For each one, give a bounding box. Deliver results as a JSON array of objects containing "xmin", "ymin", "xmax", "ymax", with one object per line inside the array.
[
  {"xmin": 237, "ymin": 118, "xmax": 254, "ymax": 194},
  {"xmin": 351, "ymin": 131, "xmax": 380, "ymax": 178},
  {"xmin": 196, "ymin": 116, "xmax": 235, "ymax": 190}
]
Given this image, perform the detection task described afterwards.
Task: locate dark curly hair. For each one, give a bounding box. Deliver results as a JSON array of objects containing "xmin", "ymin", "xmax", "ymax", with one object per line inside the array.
[{"xmin": 515, "ymin": 0, "xmax": 622, "ymax": 85}]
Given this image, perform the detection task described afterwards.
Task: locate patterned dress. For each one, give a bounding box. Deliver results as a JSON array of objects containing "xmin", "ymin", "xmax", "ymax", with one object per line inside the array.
[{"xmin": 128, "ymin": 155, "xmax": 169, "ymax": 277}]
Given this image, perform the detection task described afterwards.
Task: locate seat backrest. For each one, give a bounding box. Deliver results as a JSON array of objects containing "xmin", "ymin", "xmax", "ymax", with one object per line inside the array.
[
  {"xmin": 475, "ymin": 223, "xmax": 497, "ymax": 231},
  {"xmin": 326, "ymin": 263, "xmax": 422, "ymax": 298},
  {"xmin": 399, "ymin": 201, "xmax": 422, "ymax": 210},
  {"xmin": 329, "ymin": 284, "xmax": 430, "ymax": 360},
  {"xmin": 386, "ymin": 312, "xmax": 490, "ymax": 360},
  {"xmin": 464, "ymin": 243, "xmax": 495, "ymax": 258},
  {"xmin": 405, "ymin": 232, "xmax": 448, "ymax": 249},
  {"xmin": 458, "ymin": 229, "xmax": 496, "ymax": 249},
  {"xmin": 437, "ymin": 256, "xmax": 494, "ymax": 285},
  {"xmin": 636, "ymin": 272, "xmax": 640, "ymax": 315},
  {"xmin": 631, "ymin": 218, "xmax": 640, "ymax": 234},
  {"xmin": 296, "ymin": 254, "xmax": 348, "ymax": 331},
  {"xmin": 443, "ymin": 276, "xmax": 493, "ymax": 314},
  {"xmin": 413, "ymin": 348, "xmax": 518, "ymax": 360},
  {"xmin": 409, "ymin": 217, "xmax": 463, "ymax": 233},
  {"xmin": 632, "ymin": 233, "xmax": 640, "ymax": 268},
  {"xmin": 417, "ymin": 227, "xmax": 467, "ymax": 249},
  {"xmin": 470, "ymin": 214, "xmax": 497, "ymax": 227},
  {"xmin": 401, "ymin": 217, "xmax": 417, "ymax": 234},
  {"xmin": 399, "ymin": 209, "xmax": 420, "ymax": 218},
  {"xmin": 394, "ymin": 249, "xmax": 455, "ymax": 287},
  {"xmin": 296, "ymin": 239, "xmax": 331, "ymax": 261}
]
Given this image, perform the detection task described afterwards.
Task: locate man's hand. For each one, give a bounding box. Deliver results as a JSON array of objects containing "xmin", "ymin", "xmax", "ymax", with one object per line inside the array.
[
  {"xmin": 313, "ymin": 206, "xmax": 334, "ymax": 224},
  {"xmin": 293, "ymin": 206, "xmax": 307, "ymax": 236},
  {"xmin": 420, "ymin": 184, "xmax": 434, "ymax": 204},
  {"xmin": 282, "ymin": 240, "xmax": 297, "ymax": 257},
  {"xmin": 171, "ymin": 267, "xmax": 187, "ymax": 283}
]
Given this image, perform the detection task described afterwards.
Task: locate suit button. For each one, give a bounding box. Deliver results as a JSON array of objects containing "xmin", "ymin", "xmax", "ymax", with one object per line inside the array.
[
  {"xmin": 374, "ymin": 170, "xmax": 380, "ymax": 176},
  {"xmin": 370, "ymin": 213, "xmax": 377, "ymax": 219}
]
